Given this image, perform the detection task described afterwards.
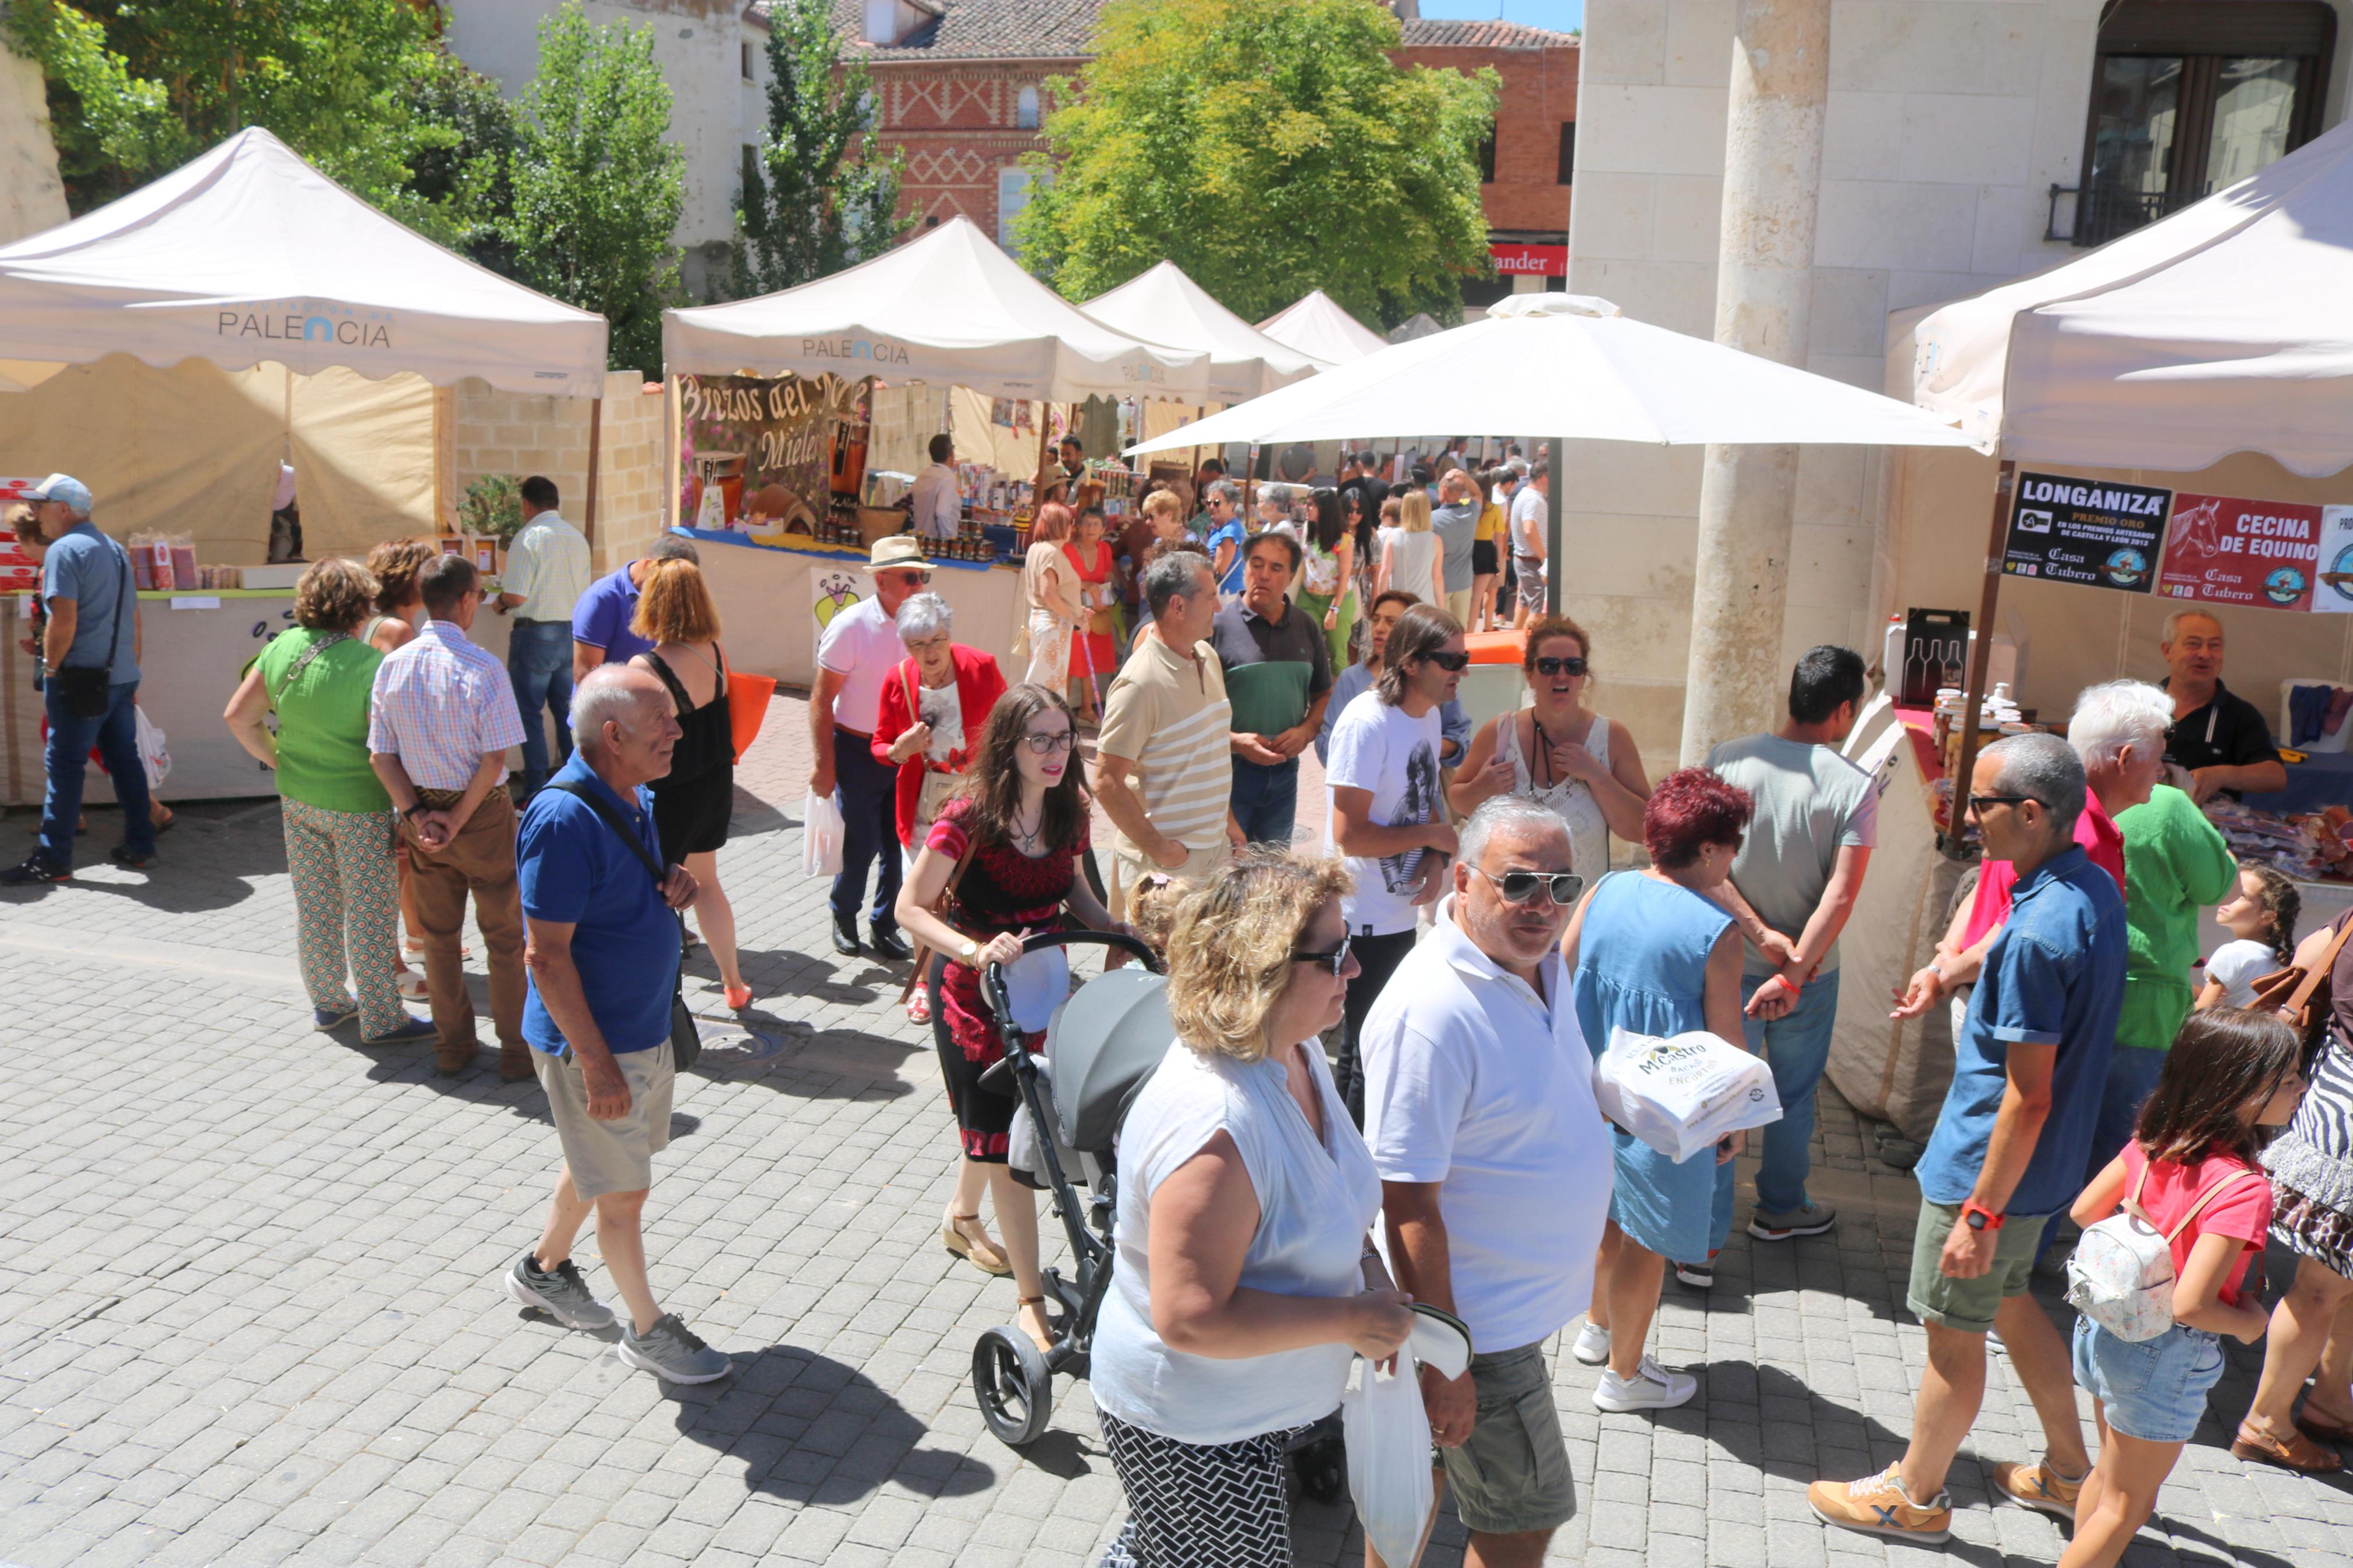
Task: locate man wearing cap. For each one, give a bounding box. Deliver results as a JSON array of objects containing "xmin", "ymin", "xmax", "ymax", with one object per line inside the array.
[
  {"xmin": 5, "ymin": 475, "xmax": 156, "ymax": 886},
  {"xmin": 810, "ymin": 536, "xmax": 928, "ymax": 959}
]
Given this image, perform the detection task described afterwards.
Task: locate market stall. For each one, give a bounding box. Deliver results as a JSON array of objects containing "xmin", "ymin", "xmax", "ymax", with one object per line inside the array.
[
  {"xmin": 0, "ymin": 126, "xmax": 608, "ymax": 803},
  {"xmin": 1254, "ymin": 289, "xmax": 1389, "ymax": 367},
  {"xmin": 661, "ymin": 217, "xmax": 1215, "ymax": 678},
  {"xmin": 1827, "ymin": 117, "xmax": 2353, "ymax": 1133}
]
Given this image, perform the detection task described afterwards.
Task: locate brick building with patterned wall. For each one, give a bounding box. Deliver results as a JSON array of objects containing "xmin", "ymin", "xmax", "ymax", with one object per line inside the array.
[{"xmin": 831, "ymin": 0, "xmax": 1578, "ymax": 309}]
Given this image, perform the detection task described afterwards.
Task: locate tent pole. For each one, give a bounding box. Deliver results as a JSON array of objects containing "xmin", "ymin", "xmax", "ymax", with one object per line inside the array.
[
  {"xmin": 1946, "ymin": 458, "xmax": 2017, "ymax": 852},
  {"xmin": 1545, "ymin": 435, "xmax": 1565, "ymax": 618},
  {"xmin": 583, "ymin": 396, "xmax": 604, "ymax": 550},
  {"xmin": 1034, "ymin": 406, "xmax": 1052, "ymax": 502}
]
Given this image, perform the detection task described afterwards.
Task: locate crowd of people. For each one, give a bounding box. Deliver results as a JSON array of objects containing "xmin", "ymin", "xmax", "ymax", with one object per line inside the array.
[{"xmin": 16, "ymin": 458, "xmax": 2353, "ymax": 1568}]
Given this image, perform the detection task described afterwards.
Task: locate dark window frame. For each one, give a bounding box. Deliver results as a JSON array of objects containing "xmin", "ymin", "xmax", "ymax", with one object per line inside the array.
[
  {"xmin": 2071, "ymin": 1, "xmax": 2332, "ymax": 246},
  {"xmin": 1477, "ymin": 127, "xmax": 1497, "ymax": 184},
  {"xmin": 1556, "ymin": 122, "xmax": 1575, "ymax": 186}
]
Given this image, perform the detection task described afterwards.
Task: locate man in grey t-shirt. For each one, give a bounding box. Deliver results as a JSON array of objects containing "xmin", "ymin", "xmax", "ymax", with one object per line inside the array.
[
  {"xmin": 1708, "ymin": 645, "xmax": 1878, "ymax": 1249},
  {"xmin": 1431, "ymin": 467, "xmax": 1480, "ymax": 629}
]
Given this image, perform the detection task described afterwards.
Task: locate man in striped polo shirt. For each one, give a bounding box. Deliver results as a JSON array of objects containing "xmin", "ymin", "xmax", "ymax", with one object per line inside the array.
[{"xmin": 1092, "ymin": 552, "xmax": 1244, "ymax": 919}]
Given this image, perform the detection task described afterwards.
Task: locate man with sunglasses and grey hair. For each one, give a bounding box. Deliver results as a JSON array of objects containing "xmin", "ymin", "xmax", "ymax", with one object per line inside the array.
[{"xmin": 1360, "ymin": 795, "xmax": 1613, "ymax": 1567}]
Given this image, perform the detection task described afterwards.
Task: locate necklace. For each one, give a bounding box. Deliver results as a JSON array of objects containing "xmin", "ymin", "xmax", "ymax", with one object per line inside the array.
[{"xmin": 1009, "ymin": 802, "xmax": 1044, "ymax": 852}]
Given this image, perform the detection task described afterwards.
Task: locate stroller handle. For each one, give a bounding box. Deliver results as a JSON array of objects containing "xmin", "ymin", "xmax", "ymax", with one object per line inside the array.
[{"xmin": 979, "ymin": 929, "xmax": 1162, "ymax": 1045}]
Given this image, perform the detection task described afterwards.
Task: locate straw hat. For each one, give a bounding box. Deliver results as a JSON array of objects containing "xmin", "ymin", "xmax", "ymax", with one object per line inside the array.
[{"xmin": 864, "ymin": 535, "xmax": 934, "ymax": 573}]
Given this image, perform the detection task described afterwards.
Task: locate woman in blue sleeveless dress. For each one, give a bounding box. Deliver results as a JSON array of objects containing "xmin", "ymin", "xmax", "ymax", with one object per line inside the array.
[{"xmin": 1565, "ymin": 767, "xmax": 1756, "ymax": 1413}]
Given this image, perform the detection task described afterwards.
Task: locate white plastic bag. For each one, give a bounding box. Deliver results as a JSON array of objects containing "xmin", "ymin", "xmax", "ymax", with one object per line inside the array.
[
  {"xmin": 132, "ymin": 705, "xmax": 170, "ymax": 791},
  {"xmin": 1594, "ymin": 1027, "xmax": 1781, "ymax": 1164},
  {"xmin": 801, "ymin": 790, "xmax": 844, "ymax": 878},
  {"xmin": 1342, "ymin": 1352, "xmax": 1436, "ymax": 1568}
]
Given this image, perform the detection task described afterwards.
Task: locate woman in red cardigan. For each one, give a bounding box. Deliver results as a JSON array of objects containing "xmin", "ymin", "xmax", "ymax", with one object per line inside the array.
[{"xmin": 872, "ymin": 592, "xmax": 1007, "ymax": 1021}]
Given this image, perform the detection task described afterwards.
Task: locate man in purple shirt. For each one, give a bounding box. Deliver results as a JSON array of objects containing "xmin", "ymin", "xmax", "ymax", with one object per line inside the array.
[{"xmin": 570, "ymin": 534, "xmax": 700, "ymax": 682}]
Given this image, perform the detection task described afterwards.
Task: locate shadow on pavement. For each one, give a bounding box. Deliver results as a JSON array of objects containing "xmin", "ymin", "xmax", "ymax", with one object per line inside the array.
[{"xmin": 667, "ymin": 1343, "xmax": 996, "ymax": 1506}]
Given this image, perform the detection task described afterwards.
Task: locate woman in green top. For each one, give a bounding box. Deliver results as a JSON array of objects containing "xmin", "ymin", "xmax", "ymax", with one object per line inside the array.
[{"xmin": 223, "ymin": 559, "xmax": 430, "ymax": 1044}]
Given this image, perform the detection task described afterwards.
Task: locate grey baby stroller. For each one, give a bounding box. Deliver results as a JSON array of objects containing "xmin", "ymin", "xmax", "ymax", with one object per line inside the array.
[{"xmin": 969, "ymin": 929, "xmax": 1169, "ymax": 1447}]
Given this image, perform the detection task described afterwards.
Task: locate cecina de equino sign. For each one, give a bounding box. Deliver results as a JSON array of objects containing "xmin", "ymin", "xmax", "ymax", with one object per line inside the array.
[{"xmin": 215, "ymin": 298, "xmax": 393, "ymax": 349}]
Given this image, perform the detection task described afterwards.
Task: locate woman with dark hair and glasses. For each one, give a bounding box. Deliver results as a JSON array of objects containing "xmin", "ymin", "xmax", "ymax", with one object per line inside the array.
[
  {"xmin": 1561, "ymin": 767, "xmax": 1755, "ymax": 1414},
  {"xmin": 1091, "ymin": 848, "xmax": 1412, "ymax": 1568},
  {"xmin": 1324, "ymin": 603, "xmax": 1467, "ymax": 1125},
  {"xmin": 894, "ymin": 684, "xmax": 1116, "ymax": 1354},
  {"xmin": 1449, "ymin": 613, "xmax": 1652, "ymax": 881}
]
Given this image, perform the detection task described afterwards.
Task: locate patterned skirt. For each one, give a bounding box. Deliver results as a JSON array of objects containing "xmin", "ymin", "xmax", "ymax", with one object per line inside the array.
[{"xmin": 2264, "ymin": 1031, "xmax": 2353, "ymax": 1279}]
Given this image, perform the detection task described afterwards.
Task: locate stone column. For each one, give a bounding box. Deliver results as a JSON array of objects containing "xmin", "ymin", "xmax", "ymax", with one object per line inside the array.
[{"xmin": 1676, "ymin": 0, "xmax": 1831, "ymax": 765}]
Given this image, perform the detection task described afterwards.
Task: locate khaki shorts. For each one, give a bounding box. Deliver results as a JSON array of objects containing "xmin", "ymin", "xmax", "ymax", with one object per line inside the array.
[
  {"xmin": 1439, "ymin": 1342, "xmax": 1576, "ymax": 1536},
  {"xmin": 1906, "ymin": 1199, "xmax": 2052, "ymax": 1335},
  {"xmin": 1107, "ymin": 838, "xmax": 1231, "ymax": 923},
  {"xmin": 532, "ymin": 1040, "xmax": 675, "ymax": 1200}
]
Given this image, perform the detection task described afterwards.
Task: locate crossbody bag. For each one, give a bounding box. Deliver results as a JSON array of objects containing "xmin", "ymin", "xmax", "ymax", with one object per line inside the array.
[
  {"xmin": 549, "ymin": 780, "xmax": 701, "ymax": 1072},
  {"xmin": 50, "ymin": 544, "xmax": 130, "ymax": 720}
]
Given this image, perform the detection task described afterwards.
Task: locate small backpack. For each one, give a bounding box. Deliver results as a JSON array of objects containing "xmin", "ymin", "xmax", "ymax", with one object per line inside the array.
[{"xmin": 2065, "ymin": 1160, "xmax": 2261, "ymax": 1343}]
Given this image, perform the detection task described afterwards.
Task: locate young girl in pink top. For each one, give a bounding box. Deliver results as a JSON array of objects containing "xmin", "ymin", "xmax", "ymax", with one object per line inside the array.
[{"xmin": 2053, "ymin": 1008, "xmax": 2306, "ymax": 1567}]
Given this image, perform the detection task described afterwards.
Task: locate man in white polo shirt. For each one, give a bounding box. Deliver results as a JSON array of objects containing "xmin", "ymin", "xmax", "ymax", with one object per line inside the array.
[
  {"xmin": 1362, "ymin": 796, "xmax": 1614, "ymax": 1566},
  {"xmin": 810, "ymin": 536, "xmax": 929, "ymax": 959}
]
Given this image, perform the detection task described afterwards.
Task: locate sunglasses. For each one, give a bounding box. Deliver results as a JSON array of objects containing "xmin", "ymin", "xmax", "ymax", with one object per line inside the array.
[
  {"xmin": 1472, "ymin": 866, "xmax": 1586, "ymax": 906},
  {"xmin": 1532, "ymin": 656, "xmax": 1588, "ymax": 678},
  {"xmin": 1024, "ymin": 730, "xmax": 1077, "ymax": 754},
  {"xmin": 1290, "ymin": 931, "xmax": 1354, "ymax": 977},
  {"xmin": 884, "ymin": 570, "xmax": 934, "ymax": 585},
  {"xmin": 1419, "ymin": 650, "xmax": 1471, "ymax": 673},
  {"xmin": 1967, "ymin": 793, "xmax": 2041, "ymax": 814}
]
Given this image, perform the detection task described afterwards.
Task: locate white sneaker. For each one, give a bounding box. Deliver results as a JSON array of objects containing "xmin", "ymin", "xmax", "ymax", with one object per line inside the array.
[
  {"xmin": 1593, "ymin": 1356, "xmax": 1697, "ymax": 1412},
  {"xmin": 1571, "ymin": 1320, "xmax": 1612, "ymax": 1366}
]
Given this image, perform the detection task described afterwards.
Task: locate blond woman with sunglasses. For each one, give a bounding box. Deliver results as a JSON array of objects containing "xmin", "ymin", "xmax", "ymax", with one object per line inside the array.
[{"xmin": 1449, "ymin": 613, "xmax": 1651, "ymax": 883}]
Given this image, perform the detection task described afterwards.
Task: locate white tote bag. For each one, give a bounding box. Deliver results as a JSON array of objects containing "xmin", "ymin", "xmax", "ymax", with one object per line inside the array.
[
  {"xmin": 1593, "ymin": 1027, "xmax": 1782, "ymax": 1164},
  {"xmin": 801, "ymin": 790, "xmax": 844, "ymax": 878},
  {"xmin": 1342, "ymin": 1353, "xmax": 1438, "ymax": 1568}
]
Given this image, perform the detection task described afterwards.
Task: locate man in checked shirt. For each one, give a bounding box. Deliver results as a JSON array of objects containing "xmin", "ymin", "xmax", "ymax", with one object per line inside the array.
[{"xmin": 370, "ymin": 553, "xmax": 531, "ymax": 1079}]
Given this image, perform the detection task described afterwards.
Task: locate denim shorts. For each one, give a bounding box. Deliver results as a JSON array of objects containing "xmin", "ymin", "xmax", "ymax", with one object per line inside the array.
[{"xmin": 2070, "ymin": 1313, "xmax": 2225, "ymax": 1443}]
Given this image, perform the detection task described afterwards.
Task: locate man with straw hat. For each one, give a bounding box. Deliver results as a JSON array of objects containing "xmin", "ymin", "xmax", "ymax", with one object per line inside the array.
[{"xmin": 809, "ymin": 536, "xmax": 932, "ymax": 959}]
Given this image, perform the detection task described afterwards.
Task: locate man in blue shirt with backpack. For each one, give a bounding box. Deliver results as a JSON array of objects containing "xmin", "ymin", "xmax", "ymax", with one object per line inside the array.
[{"xmin": 5, "ymin": 474, "xmax": 156, "ymax": 886}]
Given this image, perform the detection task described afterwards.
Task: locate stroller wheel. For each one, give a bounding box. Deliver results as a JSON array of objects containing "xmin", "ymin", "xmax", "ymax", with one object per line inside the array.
[
  {"xmin": 1292, "ymin": 1431, "xmax": 1348, "ymax": 1506},
  {"xmin": 973, "ymin": 1325, "xmax": 1055, "ymax": 1447}
]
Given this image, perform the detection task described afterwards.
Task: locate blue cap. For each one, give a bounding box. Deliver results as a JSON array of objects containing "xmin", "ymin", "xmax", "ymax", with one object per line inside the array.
[{"xmin": 27, "ymin": 474, "xmax": 91, "ymax": 513}]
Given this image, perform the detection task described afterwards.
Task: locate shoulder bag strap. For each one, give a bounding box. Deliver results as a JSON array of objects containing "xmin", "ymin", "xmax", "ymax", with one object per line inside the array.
[
  {"xmin": 550, "ymin": 778, "xmax": 665, "ymax": 888},
  {"xmin": 897, "ymin": 833, "xmax": 980, "ymax": 1005},
  {"xmin": 98, "ymin": 542, "xmax": 129, "ymax": 674},
  {"xmin": 2293, "ymin": 915, "xmax": 2353, "ymax": 1013},
  {"xmin": 2162, "ymin": 1167, "xmax": 2265, "ymax": 1244}
]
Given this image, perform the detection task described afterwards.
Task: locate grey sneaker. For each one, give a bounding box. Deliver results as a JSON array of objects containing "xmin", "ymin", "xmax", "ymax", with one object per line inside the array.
[
  {"xmin": 1748, "ymin": 1201, "xmax": 1837, "ymax": 1242},
  {"xmin": 615, "ymin": 1313, "xmax": 730, "ymax": 1384},
  {"xmin": 505, "ymin": 1253, "xmax": 615, "ymax": 1331}
]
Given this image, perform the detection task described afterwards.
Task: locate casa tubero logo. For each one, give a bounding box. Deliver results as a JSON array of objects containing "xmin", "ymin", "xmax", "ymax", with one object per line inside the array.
[{"xmin": 217, "ymin": 298, "xmax": 393, "ymax": 349}]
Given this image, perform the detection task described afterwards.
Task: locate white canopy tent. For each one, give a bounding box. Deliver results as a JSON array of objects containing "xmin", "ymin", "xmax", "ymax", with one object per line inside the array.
[
  {"xmin": 1254, "ymin": 289, "xmax": 1389, "ymax": 367},
  {"xmin": 0, "ymin": 127, "xmax": 609, "ymax": 398},
  {"xmin": 1081, "ymin": 261, "xmax": 1317, "ymax": 403},
  {"xmin": 1914, "ymin": 119, "xmax": 2353, "ymax": 479},
  {"xmin": 1130, "ymin": 294, "xmax": 1975, "ymax": 617},
  {"xmin": 663, "ymin": 217, "xmax": 1208, "ymax": 404}
]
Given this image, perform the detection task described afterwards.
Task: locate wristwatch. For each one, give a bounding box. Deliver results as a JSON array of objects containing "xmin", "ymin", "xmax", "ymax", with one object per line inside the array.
[
  {"xmin": 1961, "ymin": 1200, "xmax": 2006, "ymax": 1232},
  {"xmin": 957, "ymin": 937, "xmax": 979, "ymax": 963}
]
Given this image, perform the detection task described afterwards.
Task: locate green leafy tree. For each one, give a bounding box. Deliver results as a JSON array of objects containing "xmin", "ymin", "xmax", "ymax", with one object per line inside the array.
[
  {"xmin": 504, "ymin": 1, "xmax": 685, "ymax": 376},
  {"xmin": 731, "ymin": 0, "xmax": 908, "ymax": 297},
  {"xmin": 403, "ymin": 49, "xmax": 520, "ymax": 276},
  {"xmin": 5, "ymin": 0, "xmax": 445, "ymax": 220},
  {"xmin": 1017, "ymin": 0, "xmax": 1495, "ymax": 328}
]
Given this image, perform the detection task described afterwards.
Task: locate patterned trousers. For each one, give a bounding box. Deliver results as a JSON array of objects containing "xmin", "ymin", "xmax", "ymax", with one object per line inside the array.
[
  {"xmin": 1098, "ymin": 1410, "xmax": 1304, "ymax": 1568},
  {"xmin": 282, "ymin": 798, "xmax": 404, "ymax": 1036}
]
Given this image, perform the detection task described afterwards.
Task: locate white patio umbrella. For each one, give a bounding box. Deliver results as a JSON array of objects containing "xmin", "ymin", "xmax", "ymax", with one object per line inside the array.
[
  {"xmin": 1127, "ymin": 294, "xmax": 1975, "ymax": 611},
  {"xmin": 1081, "ymin": 261, "xmax": 1318, "ymax": 402},
  {"xmin": 1255, "ymin": 289, "xmax": 1389, "ymax": 367}
]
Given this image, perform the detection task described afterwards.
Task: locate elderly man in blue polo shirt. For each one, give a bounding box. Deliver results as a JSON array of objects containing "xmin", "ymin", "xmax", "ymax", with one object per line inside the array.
[
  {"xmin": 1811, "ymin": 732, "xmax": 2125, "ymax": 1543},
  {"xmin": 4, "ymin": 474, "xmax": 156, "ymax": 885},
  {"xmin": 503, "ymin": 663, "xmax": 729, "ymax": 1384}
]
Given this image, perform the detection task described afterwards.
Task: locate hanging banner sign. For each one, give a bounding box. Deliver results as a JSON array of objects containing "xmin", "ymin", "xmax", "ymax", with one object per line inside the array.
[
  {"xmin": 2312, "ymin": 506, "xmax": 2353, "ymax": 614},
  {"xmin": 676, "ymin": 372, "xmax": 869, "ymax": 545},
  {"xmin": 2157, "ymin": 492, "xmax": 2320, "ymax": 611},
  {"xmin": 2003, "ymin": 472, "xmax": 2170, "ymax": 593}
]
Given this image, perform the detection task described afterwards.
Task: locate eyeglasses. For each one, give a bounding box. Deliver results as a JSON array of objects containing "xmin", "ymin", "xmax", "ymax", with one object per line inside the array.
[
  {"xmin": 1290, "ymin": 931, "xmax": 1354, "ymax": 977},
  {"xmin": 1471, "ymin": 866, "xmax": 1585, "ymax": 906},
  {"xmin": 1532, "ymin": 656, "xmax": 1588, "ymax": 678},
  {"xmin": 885, "ymin": 570, "xmax": 933, "ymax": 585},
  {"xmin": 1024, "ymin": 730, "xmax": 1078, "ymax": 754},
  {"xmin": 1419, "ymin": 650, "xmax": 1471, "ymax": 673},
  {"xmin": 1967, "ymin": 794, "xmax": 2041, "ymax": 814}
]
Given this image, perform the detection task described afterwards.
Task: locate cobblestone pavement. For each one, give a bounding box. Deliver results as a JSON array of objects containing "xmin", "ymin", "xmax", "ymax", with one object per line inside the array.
[{"xmin": 3, "ymin": 695, "xmax": 2351, "ymax": 1568}]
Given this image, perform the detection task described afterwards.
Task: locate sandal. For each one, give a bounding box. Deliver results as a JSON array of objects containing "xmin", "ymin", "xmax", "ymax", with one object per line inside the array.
[
  {"xmin": 906, "ymin": 987, "xmax": 932, "ymax": 1026},
  {"xmin": 724, "ymin": 983, "xmax": 753, "ymax": 1011},
  {"xmin": 2232, "ymin": 1421, "xmax": 2344, "ymax": 1472},
  {"xmin": 2294, "ymin": 1404, "xmax": 2353, "ymax": 1448},
  {"xmin": 942, "ymin": 1213, "xmax": 1010, "ymax": 1277},
  {"xmin": 1016, "ymin": 1295, "xmax": 1056, "ymax": 1356}
]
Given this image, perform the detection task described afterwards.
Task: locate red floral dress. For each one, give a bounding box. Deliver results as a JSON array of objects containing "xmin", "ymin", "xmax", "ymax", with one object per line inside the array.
[{"xmin": 924, "ymin": 798, "xmax": 1087, "ymax": 1160}]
